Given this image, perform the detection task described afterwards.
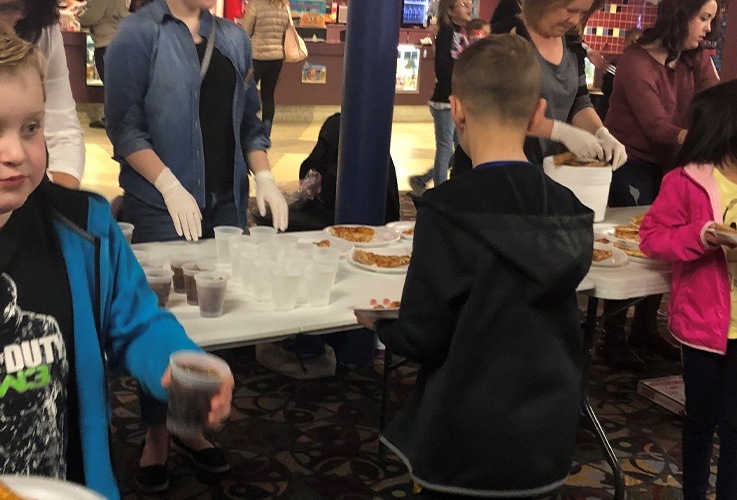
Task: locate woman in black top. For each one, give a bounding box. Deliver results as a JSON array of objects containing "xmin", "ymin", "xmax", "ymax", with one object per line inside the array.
[{"xmin": 409, "ymin": 0, "xmax": 471, "ymax": 195}]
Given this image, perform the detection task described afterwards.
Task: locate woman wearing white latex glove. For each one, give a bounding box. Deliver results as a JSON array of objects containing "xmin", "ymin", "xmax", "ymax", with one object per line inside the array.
[
  {"xmin": 252, "ymin": 159, "xmax": 289, "ymax": 231},
  {"xmin": 594, "ymin": 126, "xmax": 627, "ymax": 169},
  {"xmin": 154, "ymin": 168, "xmax": 203, "ymax": 241},
  {"xmin": 550, "ymin": 120, "xmax": 603, "ymax": 160}
]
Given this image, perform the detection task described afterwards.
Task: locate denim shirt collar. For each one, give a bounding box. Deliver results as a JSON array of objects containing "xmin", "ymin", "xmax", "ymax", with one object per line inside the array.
[{"xmin": 151, "ymin": 0, "xmax": 214, "ymax": 38}]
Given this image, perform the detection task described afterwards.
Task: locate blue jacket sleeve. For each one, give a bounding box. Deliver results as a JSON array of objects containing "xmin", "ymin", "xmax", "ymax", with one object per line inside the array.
[
  {"xmin": 104, "ymin": 18, "xmax": 157, "ymax": 161},
  {"xmin": 102, "ymin": 215, "xmax": 200, "ymax": 401}
]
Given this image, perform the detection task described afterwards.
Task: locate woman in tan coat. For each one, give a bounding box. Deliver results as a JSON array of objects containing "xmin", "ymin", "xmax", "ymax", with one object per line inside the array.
[{"xmin": 242, "ymin": 0, "xmax": 290, "ymax": 135}]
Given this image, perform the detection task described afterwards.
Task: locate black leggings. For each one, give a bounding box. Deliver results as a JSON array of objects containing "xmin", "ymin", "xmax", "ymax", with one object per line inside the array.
[{"xmin": 253, "ymin": 59, "xmax": 284, "ymax": 125}]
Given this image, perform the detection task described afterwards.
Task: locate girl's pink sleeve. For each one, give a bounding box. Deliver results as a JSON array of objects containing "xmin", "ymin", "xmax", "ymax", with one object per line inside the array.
[{"xmin": 639, "ymin": 171, "xmax": 715, "ymax": 262}]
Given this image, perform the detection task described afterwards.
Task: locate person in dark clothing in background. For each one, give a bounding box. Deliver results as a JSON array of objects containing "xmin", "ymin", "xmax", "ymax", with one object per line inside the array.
[
  {"xmin": 357, "ymin": 34, "xmax": 593, "ymax": 499},
  {"xmin": 490, "ymin": 0, "xmax": 520, "ymax": 33}
]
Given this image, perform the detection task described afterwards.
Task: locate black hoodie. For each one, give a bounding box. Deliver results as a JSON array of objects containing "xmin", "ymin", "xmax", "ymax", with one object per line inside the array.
[{"xmin": 377, "ymin": 162, "xmax": 593, "ymax": 497}]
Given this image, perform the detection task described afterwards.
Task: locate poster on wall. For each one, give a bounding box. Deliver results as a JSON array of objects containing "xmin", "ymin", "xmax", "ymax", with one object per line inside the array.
[
  {"xmin": 396, "ymin": 44, "xmax": 420, "ymax": 94},
  {"xmin": 301, "ymin": 62, "xmax": 327, "ymax": 84},
  {"xmin": 289, "ymin": 0, "xmax": 327, "ymax": 15}
]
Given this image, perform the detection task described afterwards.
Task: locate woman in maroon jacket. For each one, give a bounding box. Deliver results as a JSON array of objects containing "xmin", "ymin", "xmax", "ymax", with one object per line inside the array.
[{"xmin": 600, "ymin": 0, "xmax": 720, "ymax": 370}]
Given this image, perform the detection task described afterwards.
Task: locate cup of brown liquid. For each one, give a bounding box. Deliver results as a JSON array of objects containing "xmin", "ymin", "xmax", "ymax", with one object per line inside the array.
[{"xmin": 166, "ymin": 351, "xmax": 231, "ymax": 438}]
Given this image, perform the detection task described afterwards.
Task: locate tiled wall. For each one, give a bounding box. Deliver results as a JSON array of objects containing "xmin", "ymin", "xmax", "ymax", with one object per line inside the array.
[{"xmin": 584, "ymin": 0, "xmax": 658, "ymax": 54}]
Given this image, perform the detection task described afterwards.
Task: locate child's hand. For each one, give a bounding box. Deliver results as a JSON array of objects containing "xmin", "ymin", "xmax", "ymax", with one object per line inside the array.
[
  {"xmin": 354, "ymin": 311, "xmax": 377, "ymax": 331},
  {"xmin": 161, "ymin": 367, "xmax": 235, "ymax": 428}
]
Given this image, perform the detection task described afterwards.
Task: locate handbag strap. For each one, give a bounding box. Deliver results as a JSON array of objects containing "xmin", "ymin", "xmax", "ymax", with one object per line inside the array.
[
  {"xmin": 286, "ymin": 2, "xmax": 295, "ymax": 27},
  {"xmin": 200, "ymin": 20, "xmax": 216, "ymax": 81}
]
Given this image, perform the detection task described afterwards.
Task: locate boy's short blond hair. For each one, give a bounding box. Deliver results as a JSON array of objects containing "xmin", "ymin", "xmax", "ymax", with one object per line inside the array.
[
  {"xmin": 452, "ymin": 34, "xmax": 540, "ymax": 124},
  {"xmin": 0, "ymin": 28, "xmax": 45, "ymax": 84},
  {"xmin": 467, "ymin": 18, "xmax": 491, "ymax": 34}
]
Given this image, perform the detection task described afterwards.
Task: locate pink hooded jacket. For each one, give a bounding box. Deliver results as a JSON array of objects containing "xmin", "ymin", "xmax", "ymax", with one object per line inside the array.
[{"xmin": 639, "ymin": 163, "xmax": 731, "ymax": 355}]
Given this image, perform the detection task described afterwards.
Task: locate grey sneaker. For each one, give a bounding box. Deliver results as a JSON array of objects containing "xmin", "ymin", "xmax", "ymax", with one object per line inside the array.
[{"xmin": 409, "ymin": 175, "xmax": 427, "ymax": 196}]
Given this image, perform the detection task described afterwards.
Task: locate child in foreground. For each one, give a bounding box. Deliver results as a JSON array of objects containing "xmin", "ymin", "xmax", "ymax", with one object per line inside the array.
[
  {"xmin": 0, "ymin": 31, "xmax": 233, "ymax": 499},
  {"xmin": 639, "ymin": 79, "xmax": 737, "ymax": 499},
  {"xmin": 356, "ymin": 35, "xmax": 594, "ymax": 499}
]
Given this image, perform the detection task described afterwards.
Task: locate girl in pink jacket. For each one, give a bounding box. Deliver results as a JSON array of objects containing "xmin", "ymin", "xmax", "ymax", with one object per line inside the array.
[{"xmin": 639, "ymin": 79, "xmax": 737, "ymax": 499}]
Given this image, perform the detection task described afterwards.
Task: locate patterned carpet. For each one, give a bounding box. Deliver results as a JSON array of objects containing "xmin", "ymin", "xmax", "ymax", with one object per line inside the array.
[{"xmin": 109, "ymin": 193, "xmax": 712, "ymax": 499}]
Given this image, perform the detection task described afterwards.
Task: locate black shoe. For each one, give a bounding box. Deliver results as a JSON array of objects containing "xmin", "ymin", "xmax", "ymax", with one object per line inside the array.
[
  {"xmin": 135, "ymin": 441, "xmax": 170, "ymax": 493},
  {"xmin": 171, "ymin": 435, "xmax": 230, "ymax": 473},
  {"xmin": 89, "ymin": 118, "xmax": 106, "ymax": 129},
  {"xmin": 596, "ymin": 337, "xmax": 645, "ymax": 372},
  {"xmin": 629, "ymin": 332, "xmax": 682, "ymax": 361}
]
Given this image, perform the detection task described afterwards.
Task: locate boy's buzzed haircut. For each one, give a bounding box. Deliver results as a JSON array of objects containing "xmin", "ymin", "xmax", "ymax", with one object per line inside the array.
[
  {"xmin": 0, "ymin": 28, "xmax": 45, "ymax": 82},
  {"xmin": 466, "ymin": 18, "xmax": 490, "ymax": 32},
  {"xmin": 452, "ymin": 34, "xmax": 541, "ymax": 124}
]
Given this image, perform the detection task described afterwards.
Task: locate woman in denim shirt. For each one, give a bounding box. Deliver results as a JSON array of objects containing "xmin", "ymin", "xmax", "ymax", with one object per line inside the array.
[{"xmin": 104, "ymin": 0, "xmax": 288, "ymax": 492}]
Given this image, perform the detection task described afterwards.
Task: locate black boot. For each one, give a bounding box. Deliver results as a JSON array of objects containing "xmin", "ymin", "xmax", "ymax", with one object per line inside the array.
[
  {"xmin": 629, "ymin": 294, "xmax": 681, "ymax": 361},
  {"xmin": 597, "ymin": 300, "xmax": 645, "ymax": 372}
]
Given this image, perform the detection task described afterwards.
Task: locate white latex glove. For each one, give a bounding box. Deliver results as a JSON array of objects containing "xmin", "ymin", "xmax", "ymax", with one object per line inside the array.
[
  {"xmin": 254, "ymin": 170, "xmax": 288, "ymax": 231},
  {"xmin": 154, "ymin": 168, "xmax": 202, "ymax": 241},
  {"xmin": 551, "ymin": 120, "xmax": 604, "ymax": 161},
  {"xmin": 595, "ymin": 127, "xmax": 628, "ymax": 170}
]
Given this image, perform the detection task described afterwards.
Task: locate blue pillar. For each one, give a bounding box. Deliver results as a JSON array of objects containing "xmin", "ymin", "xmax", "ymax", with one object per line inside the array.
[{"xmin": 335, "ymin": 0, "xmax": 402, "ymax": 225}]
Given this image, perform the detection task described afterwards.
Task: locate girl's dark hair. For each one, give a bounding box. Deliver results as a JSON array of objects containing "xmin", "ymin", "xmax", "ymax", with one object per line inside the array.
[
  {"xmin": 673, "ymin": 79, "xmax": 737, "ymax": 168},
  {"xmin": 15, "ymin": 0, "xmax": 60, "ymax": 44},
  {"xmin": 637, "ymin": 0, "xmax": 713, "ymax": 66}
]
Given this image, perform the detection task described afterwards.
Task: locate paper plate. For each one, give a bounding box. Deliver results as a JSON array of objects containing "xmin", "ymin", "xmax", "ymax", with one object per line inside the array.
[
  {"xmin": 353, "ymin": 306, "xmax": 400, "ymax": 320},
  {"xmin": 595, "ymin": 224, "xmax": 640, "ymax": 250},
  {"xmin": 0, "ymin": 475, "xmax": 105, "ymax": 500},
  {"xmin": 347, "ymin": 246, "xmax": 411, "ymax": 274},
  {"xmin": 324, "ymin": 225, "xmax": 400, "ymax": 248},
  {"xmin": 296, "ymin": 236, "xmax": 354, "ymax": 257},
  {"xmin": 592, "ymin": 242, "xmax": 628, "ymax": 268}
]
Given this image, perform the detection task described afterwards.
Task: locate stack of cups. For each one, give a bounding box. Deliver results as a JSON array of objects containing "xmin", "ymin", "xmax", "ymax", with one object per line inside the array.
[
  {"xmin": 182, "ymin": 260, "xmax": 216, "ymax": 305},
  {"xmin": 144, "ymin": 268, "xmax": 174, "ymax": 308},
  {"xmin": 170, "ymin": 253, "xmax": 198, "ymax": 294},
  {"xmin": 213, "ymin": 226, "xmax": 243, "ymax": 264},
  {"xmin": 194, "ymin": 271, "xmax": 229, "ymax": 317}
]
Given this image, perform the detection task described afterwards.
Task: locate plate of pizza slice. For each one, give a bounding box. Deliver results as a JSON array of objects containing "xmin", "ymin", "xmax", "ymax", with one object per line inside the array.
[
  {"xmin": 347, "ymin": 246, "xmax": 412, "ymax": 274},
  {"xmin": 592, "ymin": 242, "xmax": 627, "ymax": 268},
  {"xmin": 353, "ymin": 298, "xmax": 401, "ymax": 320},
  {"xmin": 325, "ymin": 225, "xmax": 400, "ymax": 247},
  {"xmin": 385, "ymin": 221, "xmax": 416, "ymax": 241}
]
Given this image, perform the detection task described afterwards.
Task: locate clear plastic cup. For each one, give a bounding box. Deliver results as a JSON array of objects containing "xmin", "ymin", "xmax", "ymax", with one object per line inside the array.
[
  {"xmin": 270, "ymin": 266, "xmax": 301, "ymax": 311},
  {"xmin": 194, "ymin": 271, "xmax": 229, "ymax": 318},
  {"xmin": 257, "ymin": 241, "xmax": 283, "ymax": 261},
  {"xmin": 312, "ymin": 247, "xmax": 341, "ymax": 283},
  {"xmin": 277, "ymin": 243, "xmax": 313, "ymax": 263},
  {"xmin": 170, "ymin": 253, "xmax": 198, "ymax": 294},
  {"xmin": 118, "ymin": 222, "xmax": 134, "ymax": 244},
  {"xmin": 239, "ymin": 249, "xmax": 259, "ymax": 295},
  {"xmin": 282, "ymin": 257, "xmax": 311, "ymax": 304},
  {"xmin": 304, "ymin": 264, "xmax": 336, "ymax": 307},
  {"xmin": 252, "ymin": 259, "xmax": 278, "ymax": 302},
  {"xmin": 182, "ymin": 260, "xmax": 216, "ymax": 305},
  {"xmin": 142, "ymin": 255, "xmax": 166, "ymax": 271},
  {"xmin": 213, "ymin": 226, "xmax": 243, "ymax": 264},
  {"xmin": 228, "ymin": 235, "xmax": 255, "ymax": 280},
  {"xmin": 166, "ymin": 351, "xmax": 231, "ymax": 438},
  {"xmin": 249, "ymin": 226, "xmax": 277, "ymax": 244},
  {"xmin": 144, "ymin": 268, "xmax": 173, "ymax": 308}
]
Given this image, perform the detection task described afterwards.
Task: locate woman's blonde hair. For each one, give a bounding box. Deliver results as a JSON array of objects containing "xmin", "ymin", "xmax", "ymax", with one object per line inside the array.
[
  {"xmin": 0, "ymin": 28, "xmax": 45, "ymax": 83},
  {"xmin": 269, "ymin": 0, "xmax": 289, "ymax": 8},
  {"xmin": 521, "ymin": 0, "xmax": 604, "ymax": 36}
]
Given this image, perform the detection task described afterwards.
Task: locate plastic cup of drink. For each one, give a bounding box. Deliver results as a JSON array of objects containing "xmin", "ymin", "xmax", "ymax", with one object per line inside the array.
[
  {"xmin": 249, "ymin": 226, "xmax": 277, "ymax": 244},
  {"xmin": 252, "ymin": 259, "xmax": 278, "ymax": 302},
  {"xmin": 144, "ymin": 268, "xmax": 173, "ymax": 308},
  {"xmin": 270, "ymin": 266, "xmax": 301, "ymax": 311},
  {"xmin": 182, "ymin": 260, "xmax": 216, "ymax": 305},
  {"xmin": 277, "ymin": 243, "xmax": 312, "ymax": 263},
  {"xmin": 142, "ymin": 255, "xmax": 166, "ymax": 271},
  {"xmin": 282, "ymin": 257, "xmax": 311, "ymax": 303},
  {"xmin": 228, "ymin": 236, "xmax": 255, "ymax": 280},
  {"xmin": 239, "ymin": 249, "xmax": 259, "ymax": 295},
  {"xmin": 118, "ymin": 222, "xmax": 134, "ymax": 244},
  {"xmin": 304, "ymin": 264, "xmax": 336, "ymax": 307},
  {"xmin": 194, "ymin": 271, "xmax": 229, "ymax": 318},
  {"xmin": 170, "ymin": 253, "xmax": 198, "ymax": 293},
  {"xmin": 312, "ymin": 247, "xmax": 341, "ymax": 282},
  {"xmin": 166, "ymin": 351, "xmax": 231, "ymax": 439},
  {"xmin": 257, "ymin": 241, "xmax": 283, "ymax": 261},
  {"xmin": 213, "ymin": 226, "xmax": 243, "ymax": 264}
]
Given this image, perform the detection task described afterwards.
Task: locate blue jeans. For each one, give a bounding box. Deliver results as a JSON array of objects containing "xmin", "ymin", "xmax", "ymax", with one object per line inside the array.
[
  {"xmin": 682, "ymin": 341, "xmax": 737, "ymax": 499},
  {"xmin": 120, "ymin": 191, "xmax": 243, "ymax": 244},
  {"xmin": 119, "ymin": 191, "xmax": 243, "ymax": 426},
  {"xmin": 418, "ymin": 106, "xmax": 457, "ymax": 187}
]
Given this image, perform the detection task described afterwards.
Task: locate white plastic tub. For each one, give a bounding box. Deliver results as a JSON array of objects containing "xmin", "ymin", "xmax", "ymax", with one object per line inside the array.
[{"xmin": 543, "ymin": 156, "xmax": 612, "ymax": 222}]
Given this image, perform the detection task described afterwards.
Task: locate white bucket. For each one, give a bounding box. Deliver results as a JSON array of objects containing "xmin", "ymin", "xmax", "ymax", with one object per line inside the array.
[{"xmin": 543, "ymin": 156, "xmax": 612, "ymax": 222}]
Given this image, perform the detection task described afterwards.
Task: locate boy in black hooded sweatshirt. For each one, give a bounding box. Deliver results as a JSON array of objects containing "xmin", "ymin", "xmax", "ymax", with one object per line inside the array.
[{"xmin": 356, "ymin": 34, "xmax": 594, "ymax": 499}]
